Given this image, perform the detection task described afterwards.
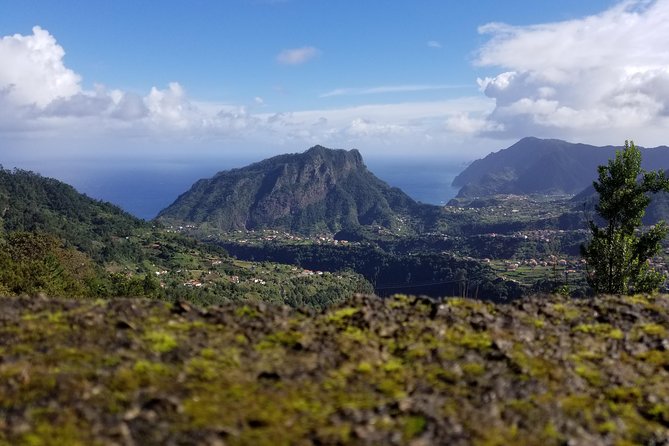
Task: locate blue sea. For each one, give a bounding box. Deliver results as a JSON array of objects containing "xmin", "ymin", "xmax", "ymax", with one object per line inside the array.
[{"xmin": 39, "ymin": 159, "xmax": 463, "ymax": 221}]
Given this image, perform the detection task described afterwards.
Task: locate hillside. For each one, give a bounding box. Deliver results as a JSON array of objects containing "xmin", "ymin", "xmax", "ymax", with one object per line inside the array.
[
  {"xmin": 2, "ymin": 293, "xmax": 669, "ymax": 444},
  {"xmin": 0, "ymin": 167, "xmax": 145, "ymax": 261},
  {"xmin": 571, "ymin": 168, "xmax": 669, "ymax": 225},
  {"xmin": 0, "ymin": 167, "xmax": 371, "ymax": 305},
  {"xmin": 157, "ymin": 146, "xmax": 429, "ymax": 234},
  {"xmin": 453, "ymin": 137, "xmax": 669, "ymax": 198}
]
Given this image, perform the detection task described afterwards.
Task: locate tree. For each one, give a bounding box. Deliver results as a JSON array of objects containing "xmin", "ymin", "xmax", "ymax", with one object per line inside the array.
[{"xmin": 581, "ymin": 141, "xmax": 669, "ymax": 294}]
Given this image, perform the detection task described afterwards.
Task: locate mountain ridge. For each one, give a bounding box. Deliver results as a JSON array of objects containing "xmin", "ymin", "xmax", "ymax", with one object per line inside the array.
[
  {"xmin": 157, "ymin": 145, "xmax": 428, "ymax": 234},
  {"xmin": 453, "ymin": 137, "xmax": 669, "ymax": 198}
]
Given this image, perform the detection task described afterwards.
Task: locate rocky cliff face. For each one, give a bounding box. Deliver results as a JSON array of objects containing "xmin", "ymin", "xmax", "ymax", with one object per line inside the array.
[
  {"xmin": 157, "ymin": 145, "xmax": 420, "ymax": 234},
  {"xmin": 453, "ymin": 137, "xmax": 669, "ymax": 198}
]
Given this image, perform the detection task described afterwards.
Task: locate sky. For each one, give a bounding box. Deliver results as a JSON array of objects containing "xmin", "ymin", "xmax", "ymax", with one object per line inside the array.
[{"xmin": 2, "ymin": 0, "xmax": 669, "ymax": 215}]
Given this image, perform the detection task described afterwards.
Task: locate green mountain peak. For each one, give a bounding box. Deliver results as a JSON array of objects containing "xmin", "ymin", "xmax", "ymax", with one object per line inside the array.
[{"xmin": 157, "ymin": 145, "xmax": 419, "ymax": 234}]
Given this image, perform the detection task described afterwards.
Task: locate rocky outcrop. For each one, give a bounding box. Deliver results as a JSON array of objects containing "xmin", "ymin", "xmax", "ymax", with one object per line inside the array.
[{"xmin": 157, "ymin": 145, "xmax": 420, "ymax": 233}]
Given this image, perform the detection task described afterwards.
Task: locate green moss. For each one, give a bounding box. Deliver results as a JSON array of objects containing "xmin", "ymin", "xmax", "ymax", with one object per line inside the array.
[
  {"xmin": 388, "ymin": 294, "xmax": 411, "ymax": 309},
  {"xmin": 0, "ymin": 363, "xmax": 57, "ymax": 408},
  {"xmin": 356, "ymin": 361, "xmax": 373, "ymax": 374},
  {"xmin": 165, "ymin": 319, "xmax": 205, "ymax": 331},
  {"xmin": 561, "ymin": 394, "xmax": 595, "ymax": 417},
  {"xmin": 445, "ymin": 326, "xmax": 492, "ymax": 351},
  {"xmin": 574, "ymin": 363, "xmax": 603, "ymax": 387},
  {"xmin": 133, "ymin": 359, "xmax": 171, "ymax": 379},
  {"xmin": 597, "ymin": 420, "xmax": 617, "ymax": 434},
  {"xmin": 472, "ymin": 424, "xmax": 519, "ymax": 446},
  {"xmin": 461, "ymin": 362, "xmax": 486, "ymax": 377},
  {"xmin": 234, "ymin": 333, "xmax": 249, "ymax": 345},
  {"xmin": 402, "ymin": 415, "xmax": 427, "ymax": 440},
  {"xmin": 510, "ymin": 346, "xmax": 552, "ymax": 379},
  {"xmin": 639, "ymin": 323, "xmax": 666, "ymax": 337},
  {"xmin": 634, "ymin": 349, "xmax": 669, "ymax": 367},
  {"xmin": 573, "ymin": 323, "xmax": 614, "ymax": 335},
  {"xmin": 605, "ymin": 386, "xmax": 642, "ymax": 403},
  {"xmin": 646, "ymin": 403, "xmax": 669, "ymax": 424},
  {"xmin": 376, "ymin": 378, "xmax": 407, "ymax": 399},
  {"xmin": 326, "ymin": 307, "xmax": 359, "ymax": 324},
  {"xmin": 19, "ymin": 411, "xmax": 94, "ymax": 446},
  {"xmin": 542, "ymin": 421, "xmax": 561, "ymax": 441},
  {"xmin": 200, "ymin": 347, "xmax": 217, "ymax": 359},
  {"xmin": 315, "ymin": 424, "xmax": 352, "ymax": 443},
  {"xmin": 6, "ymin": 294, "xmax": 669, "ymax": 445},
  {"xmin": 341, "ymin": 326, "xmax": 366, "ymax": 343},
  {"xmin": 185, "ymin": 357, "xmax": 218, "ymax": 381},
  {"xmin": 143, "ymin": 330, "xmax": 178, "ymax": 353},
  {"xmin": 382, "ymin": 358, "xmax": 403, "ymax": 373},
  {"xmin": 550, "ymin": 303, "xmax": 580, "ymax": 320},
  {"xmin": 235, "ymin": 305, "xmax": 260, "ymax": 318},
  {"xmin": 608, "ymin": 328, "xmax": 624, "ymax": 340},
  {"xmin": 623, "ymin": 295, "xmax": 651, "ymax": 306},
  {"xmin": 257, "ymin": 330, "xmax": 303, "ymax": 350}
]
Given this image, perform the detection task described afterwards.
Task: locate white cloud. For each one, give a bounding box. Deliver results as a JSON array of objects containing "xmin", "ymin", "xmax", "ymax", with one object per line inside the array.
[
  {"xmin": 446, "ymin": 113, "xmax": 503, "ymax": 134},
  {"xmin": 0, "ymin": 26, "xmax": 493, "ymax": 162},
  {"xmin": 345, "ymin": 118, "xmax": 408, "ymax": 138},
  {"xmin": 276, "ymin": 46, "xmax": 320, "ymax": 65},
  {"xmin": 44, "ymin": 88, "xmax": 113, "ymax": 117},
  {"xmin": 144, "ymin": 82, "xmax": 200, "ymax": 129},
  {"xmin": 470, "ymin": 0, "xmax": 669, "ymax": 144},
  {"xmin": 0, "ymin": 26, "xmax": 81, "ymax": 108},
  {"xmin": 109, "ymin": 92, "xmax": 149, "ymax": 121},
  {"xmin": 320, "ymin": 84, "xmax": 470, "ymax": 98},
  {"xmin": 427, "ymin": 40, "xmax": 442, "ymax": 49}
]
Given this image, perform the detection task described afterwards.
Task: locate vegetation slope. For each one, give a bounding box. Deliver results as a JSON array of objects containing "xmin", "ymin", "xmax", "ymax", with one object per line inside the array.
[
  {"xmin": 453, "ymin": 137, "xmax": 669, "ymax": 198},
  {"xmin": 157, "ymin": 145, "xmax": 437, "ymax": 234},
  {"xmin": 0, "ymin": 168, "xmax": 371, "ymax": 306}
]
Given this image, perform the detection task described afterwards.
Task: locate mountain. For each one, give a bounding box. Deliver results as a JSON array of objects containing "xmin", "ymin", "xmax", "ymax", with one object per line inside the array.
[
  {"xmin": 0, "ymin": 166, "xmax": 372, "ymax": 304},
  {"xmin": 572, "ymin": 169, "xmax": 669, "ymax": 225},
  {"xmin": 452, "ymin": 137, "xmax": 669, "ymax": 198},
  {"xmin": 0, "ymin": 167, "xmax": 145, "ymax": 260},
  {"xmin": 157, "ymin": 145, "xmax": 425, "ymax": 234}
]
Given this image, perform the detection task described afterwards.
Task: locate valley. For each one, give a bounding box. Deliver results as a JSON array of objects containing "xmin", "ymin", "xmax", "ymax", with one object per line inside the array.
[
  {"xmin": 2, "ymin": 137, "xmax": 669, "ymax": 445},
  {"xmin": 5, "ymin": 3, "xmax": 669, "ymax": 443},
  {"xmin": 3, "ymin": 138, "xmax": 668, "ymax": 305}
]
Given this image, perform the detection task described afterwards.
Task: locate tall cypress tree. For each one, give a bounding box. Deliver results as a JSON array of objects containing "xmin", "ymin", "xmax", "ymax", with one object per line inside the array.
[{"xmin": 581, "ymin": 141, "xmax": 669, "ymax": 294}]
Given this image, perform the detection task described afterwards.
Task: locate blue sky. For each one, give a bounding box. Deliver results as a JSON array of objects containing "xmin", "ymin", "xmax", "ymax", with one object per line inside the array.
[
  {"xmin": 1, "ymin": 1, "xmax": 614, "ymax": 110},
  {"xmin": 2, "ymin": 0, "xmax": 669, "ymax": 215}
]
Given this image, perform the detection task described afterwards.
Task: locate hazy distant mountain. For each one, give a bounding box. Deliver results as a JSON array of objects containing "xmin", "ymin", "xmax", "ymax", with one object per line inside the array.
[
  {"xmin": 157, "ymin": 145, "xmax": 425, "ymax": 234},
  {"xmin": 453, "ymin": 137, "xmax": 669, "ymax": 198},
  {"xmin": 572, "ymin": 169, "xmax": 669, "ymax": 225}
]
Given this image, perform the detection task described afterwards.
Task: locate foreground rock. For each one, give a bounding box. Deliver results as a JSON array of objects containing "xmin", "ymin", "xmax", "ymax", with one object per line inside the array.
[{"xmin": 1, "ymin": 293, "xmax": 669, "ymax": 445}]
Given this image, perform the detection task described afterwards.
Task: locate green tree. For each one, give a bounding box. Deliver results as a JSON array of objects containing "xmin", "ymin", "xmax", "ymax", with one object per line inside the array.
[{"xmin": 581, "ymin": 141, "xmax": 669, "ymax": 294}]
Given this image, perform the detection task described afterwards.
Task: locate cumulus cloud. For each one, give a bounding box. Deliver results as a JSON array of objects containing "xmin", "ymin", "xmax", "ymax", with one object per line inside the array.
[
  {"xmin": 144, "ymin": 82, "xmax": 201, "ymax": 129},
  {"xmin": 469, "ymin": 0, "xmax": 669, "ymax": 143},
  {"xmin": 109, "ymin": 92, "xmax": 149, "ymax": 121},
  {"xmin": 0, "ymin": 26, "xmax": 81, "ymax": 108},
  {"xmin": 276, "ymin": 46, "xmax": 320, "ymax": 65},
  {"xmin": 43, "ymin": 89, "xmax": 113, "ymax": 117},
  {"xmin": 0, "ymin": 26, "xmax": 496, "ymax": 161},
  {"xmin": 427, "ymin": 40, "xmax": 442, "ymax": 49}
]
